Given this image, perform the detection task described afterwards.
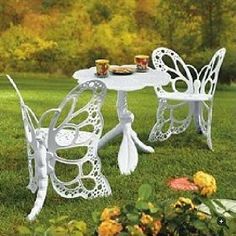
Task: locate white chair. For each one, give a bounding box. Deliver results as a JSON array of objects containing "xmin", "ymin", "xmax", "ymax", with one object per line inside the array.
[
  {"xmin": 6, "ymin": 75, "xmax": 111, "ymax": 221},
  {"xmin": 148, "ymin": 47, "xmax": 226, "ymax": 150}
]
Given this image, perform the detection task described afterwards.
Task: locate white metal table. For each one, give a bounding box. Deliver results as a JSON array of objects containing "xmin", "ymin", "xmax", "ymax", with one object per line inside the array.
[{"xmin": 73, "ymin": 66, "xmax": 170, "ymax": 175}]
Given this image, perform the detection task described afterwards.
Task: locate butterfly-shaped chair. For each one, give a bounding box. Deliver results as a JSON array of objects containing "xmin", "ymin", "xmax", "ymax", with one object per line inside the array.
[
  {"xmin": 148, "ymin": 48, "xmax": 226, "ymax": 150},
  {"xmin": 6, "ymin": 75, "xmax": 111, "ymax": 221}
]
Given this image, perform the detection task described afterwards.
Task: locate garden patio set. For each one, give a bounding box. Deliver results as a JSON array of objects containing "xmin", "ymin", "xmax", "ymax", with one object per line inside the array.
[{"xmin": 5, "ymin": 47, "xmax": 226, "ymax": 220}]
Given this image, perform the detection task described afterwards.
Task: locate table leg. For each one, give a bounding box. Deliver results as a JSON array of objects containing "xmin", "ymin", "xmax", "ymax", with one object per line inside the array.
[
  {"xmin": 98, "ymin": 124, "xmax": 123, "ymax": 150},
  {"xmin": 98, "ymin": 91, "xmax": 154, "ymax": 175}
]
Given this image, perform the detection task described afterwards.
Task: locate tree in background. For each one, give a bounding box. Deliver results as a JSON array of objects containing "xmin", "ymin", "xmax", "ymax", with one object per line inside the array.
[
  {"xmin": 191, "ymin": 0, "xmax": 236, "ymax": 83},
  {"xmin": 0, "ymin": 0, "xmax": 235, "ymax": 83}
]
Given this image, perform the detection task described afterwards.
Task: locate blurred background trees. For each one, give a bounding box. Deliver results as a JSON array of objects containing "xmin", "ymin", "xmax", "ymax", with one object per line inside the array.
[{"xmin": 0, "ymin": 0, "xmax": 235, "ymax": 83}]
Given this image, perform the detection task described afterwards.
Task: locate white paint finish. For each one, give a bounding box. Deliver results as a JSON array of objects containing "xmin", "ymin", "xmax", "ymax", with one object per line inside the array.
[
  {"xmin": 149, "ymin": 48, "xmax": 226, "ymax": 150},
  {"xmin": 6, "ymin": 75, "xmax": 111, "ymax": 221},
  {"xmin": 73, "ymin": 67, "xmax": 169, "ymax": 175},
  {"xmin": 73, "ymin": 65, "xmax": 170, "ymax": 92}
]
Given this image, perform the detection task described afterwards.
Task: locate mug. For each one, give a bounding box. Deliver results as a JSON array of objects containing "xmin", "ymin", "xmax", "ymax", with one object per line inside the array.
[
  {"xmin": 95, "ymin": 59, "xmax": 109, "ymax": 78},
  {"xmin": 134, "ymin": 55, "xmax": 149, "ymax": 72}
]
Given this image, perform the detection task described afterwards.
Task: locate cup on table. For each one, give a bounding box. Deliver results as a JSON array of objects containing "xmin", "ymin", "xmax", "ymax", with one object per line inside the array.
[
  {"xmin": 95, "ymin": 59, "xmax": 109, "ymax": 78},
  {"xmin": 134, "ymin": 55, "xmax": 149, "ymax": 72}
]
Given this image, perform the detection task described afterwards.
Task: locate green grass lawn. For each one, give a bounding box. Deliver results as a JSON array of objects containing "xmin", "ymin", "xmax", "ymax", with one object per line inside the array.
[{"xmin": 0, "ymin": 73, "xmax": 236, "ymax": 235}]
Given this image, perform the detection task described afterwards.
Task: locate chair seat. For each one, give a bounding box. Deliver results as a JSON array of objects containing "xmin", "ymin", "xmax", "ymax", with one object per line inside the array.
[
  {"xmin": 157, "ymin": 91, "xmax": 212, "ymax": 101},
  {"xmin": 37, "ymin": 128, "xmax": 95, "ymax": 147}
]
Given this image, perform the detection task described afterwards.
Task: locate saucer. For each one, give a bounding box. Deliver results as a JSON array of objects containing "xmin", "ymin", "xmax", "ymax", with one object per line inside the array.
[
  {"xmin": 136, "ymin": 68, "xmax": 149, "ymax": 73},
  {"xmin": 94, "ymin": 73, "xmax": 109, "ymax": 78},
  {"xmin": 110, "ymin": 66, "xmax": 135, "ymax": 75}
]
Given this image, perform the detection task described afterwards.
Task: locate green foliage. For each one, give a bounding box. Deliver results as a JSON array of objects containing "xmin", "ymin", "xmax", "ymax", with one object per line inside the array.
[
  {"xmin": 188, "ymin": 48, "xmax": 234, "ymax": 84},
  {"xmin": 42, "ymin": 0, "xmax": 76, "ymax": 9},
  {"xmin": 17, "ymin": 216, "xmax": 87, "ymax": 236},
  {"xmin": 87, "ymin": 1, "xmax": 112, "ymax": 24},
  {"xmin": 138, "ymin": 183, "xmax": 153, "ymax": 201},
  {"xmin": 93, "ymin": 183, "xmax": 236, "ymax": 235},
  {"xmin": 0, "ymin": 24, "xmax": 58, "ymax": 72},
  {"xmin": 0, "ymin": 1, "xmax": 235, "ymax": 81},
  {"xmin": 220, "ymin": 47, "xmax": 236, "ymax": 84}
]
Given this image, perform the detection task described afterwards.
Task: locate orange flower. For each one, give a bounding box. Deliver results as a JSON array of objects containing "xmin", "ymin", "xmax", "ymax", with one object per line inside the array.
[
  {"xmin": 98, "ymin": 220, "xmax": 122, "ymax": 236},
  {"xmin": 140, "ymin": 213, "xmax": 153, "ymax": 225},
  {"xmin": 152, "ymin": 220, "xmax": 162, "ymax": 235},
  {"xmin": 101, "ymin": 207, "xmax": 121, "ymax": 221}
]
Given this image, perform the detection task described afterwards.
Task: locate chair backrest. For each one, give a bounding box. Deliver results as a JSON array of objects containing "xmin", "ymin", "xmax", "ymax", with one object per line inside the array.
[
  {"xmin": 7, "ymin": 75, "xmax": 107, "ymax": 149},
  {"xmin": 6, "ymin": 75, "xmax": 38, "ymax": 149},
  {"xmin": 46, "ymin": 80, "xmax": 108, "ymax": 199},
  {"xmin": 7, "ymin": 75, "xmax": 109, "ymax": 199},
  {"xmin": 152, "ymin": 47, "xmax": 226, "ymax": 96},
  {"xmin": 198, "ymin": 48, "xmax": 226, "ymax": 96},
  {"xmin": 47, "ymin": 80, "xmax": 106, "ymax": 150}
]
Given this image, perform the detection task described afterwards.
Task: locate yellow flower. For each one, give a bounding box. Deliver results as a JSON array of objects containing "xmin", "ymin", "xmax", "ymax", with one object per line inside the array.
[
  {"xmin": 152, "ymin": 220, "xmax": 162, "ymax": 235},
  {"xmin": 193, "ymin": 171, "xmax": 217, "ymax": 197},
  {"xmin": 148, "ymin": 202, "xmax": 155, "ymax": 209},
  {"xmin": 140, "ymin": 213, "xmax": 153, "ymax": 225},
  {"xmin": 174, "ymin": 197, "xmax": 195, "ymax": 210},
  {"xmin": 98, "ymin": 220, "xmax": 122, "ymax": 236},
  {"xmin": 197, "ymin": 211, "xmax": 208, "ymax": 220},
  {"xmin": 101, "ymin": 207, "xmax": 121, "ymax": 221},
  {"xmin": 130, "ymin": 225, "xmax": 144, "ymax": 235}
]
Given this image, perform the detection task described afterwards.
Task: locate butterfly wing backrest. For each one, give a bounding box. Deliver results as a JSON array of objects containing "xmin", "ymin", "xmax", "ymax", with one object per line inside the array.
[
  {"xmin": 199, "ymin": 48, "xmax": 226, "ymax": 96},
  {"xmin": 47, "ymin": 80, "xmax": 106, "ymax": 151},
  {"xmin": 6, "ymin": 75, "xmax": 38, "ymax": 151},
  {"xmin": 46, "ymin": 80, "xmax": 108, "ymax": 199},
  {"xmin": 152, "ymin": 47, "xmax": 194, "ymax": 94}
]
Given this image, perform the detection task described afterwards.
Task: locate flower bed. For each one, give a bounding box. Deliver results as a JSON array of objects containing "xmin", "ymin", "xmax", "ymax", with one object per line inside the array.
[
  {"xmin": 93, "ymin": 171, "xmax": 235, "ymax": 236},
  {"xmin": 17, "ymin": 171, "xmax": 236, "ymax": 236}
]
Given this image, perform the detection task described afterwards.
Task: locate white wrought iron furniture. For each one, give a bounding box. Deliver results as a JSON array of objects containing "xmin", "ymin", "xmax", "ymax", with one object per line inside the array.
[
  {"xmin": 148, "ymin": 47, "xmax": 226, "ymax": 150},
  {"xmin": 73, "ymin": 66, "xmax": 170, "ymax": 175},
  {"xmin": 6, "ymin": 75, "xmax": 111, "ymax": 221}
]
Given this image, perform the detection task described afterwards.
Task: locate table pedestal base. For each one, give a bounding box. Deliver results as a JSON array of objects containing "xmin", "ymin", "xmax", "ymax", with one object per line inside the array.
[{"xmin": 98, "ymin": 91, "xmax": 154, "ymax": 175}]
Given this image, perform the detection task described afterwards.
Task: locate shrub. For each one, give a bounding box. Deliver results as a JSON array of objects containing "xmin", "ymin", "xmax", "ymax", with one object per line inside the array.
[{"xmin": 17, "ymin": 216, "xmax": 87, "ymax": 236}]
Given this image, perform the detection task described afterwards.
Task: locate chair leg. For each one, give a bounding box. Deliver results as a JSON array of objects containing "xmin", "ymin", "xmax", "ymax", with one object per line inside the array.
[
  {"xmin": 27, "ymin": 140, "xmax": 48, "ymax": 221},
  {"xmin": 26, "ymin": 144, "xmax": 38, "ymax": 194},
  {"xmin": 199, "ymin": 101, "xmax": 213, "ymax": 150},
  {"xmin": 192, "ymin": 101, "xmax": 203, "ymax": 134},
  {"xmin": 206, "ymin": 102, "xmax": 213, "ymax": 150}
]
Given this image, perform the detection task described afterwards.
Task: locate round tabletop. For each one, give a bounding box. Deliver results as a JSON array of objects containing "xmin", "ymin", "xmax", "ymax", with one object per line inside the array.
[{"xmin": 72, "ymin": 65, "xmax": 170, "ymax": 92}]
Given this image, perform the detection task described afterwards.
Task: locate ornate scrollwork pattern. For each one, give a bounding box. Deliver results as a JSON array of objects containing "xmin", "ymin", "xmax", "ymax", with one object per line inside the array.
[
  {"xmin": 152, "ymin": 47, "xmax": 194, "ymax": 94},
  {"xmin": 149, "ymin": 99, "xmax": 192, "ymax": 142},
  {"xmin": 149, "ymin": 48, "xmax": 226, "ymax": 149},
  {"xmin": 6, "ymin": 75, "xmax": 111, "ymax": 221},
  {"xmin": 47, "ymin": 80, "xmax": 111, "ymax": 199}
]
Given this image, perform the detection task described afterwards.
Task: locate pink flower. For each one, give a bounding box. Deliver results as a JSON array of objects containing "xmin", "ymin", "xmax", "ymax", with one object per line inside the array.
[{"xmin": 168, "ymin": 177, "xmax": 198, "ymax": 191}]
